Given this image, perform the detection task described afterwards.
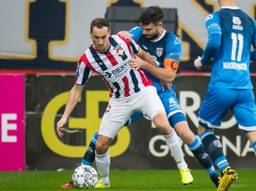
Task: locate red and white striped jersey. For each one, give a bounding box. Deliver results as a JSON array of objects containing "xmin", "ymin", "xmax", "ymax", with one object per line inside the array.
[{"xmin": 76, "ymin": 34, "xmax": 152, "ymax": 98}]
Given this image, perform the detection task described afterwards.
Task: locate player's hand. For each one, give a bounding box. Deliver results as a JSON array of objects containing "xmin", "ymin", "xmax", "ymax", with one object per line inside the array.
[
  {"xmin": 194, "ymin": 56, "xmax": 203, "ymax": 70},
  {"xmin": 117, "ymin": 31, "xmax": 132, "ymax": 41},
  {"xmin": 160, "ymin": 81, "xmax": 172, "ymax": 91},
  {"xmin": 56, "ymin": 116, "xmax": 68, "ymax": 137},
  {"xmin": 130, "ymin": 57, "xmax": 145, "ymax": 70}
]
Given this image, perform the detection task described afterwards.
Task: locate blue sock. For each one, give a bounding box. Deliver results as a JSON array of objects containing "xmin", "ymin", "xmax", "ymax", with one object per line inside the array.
[
  {"xmin": 188, "ymin": 137, "xmax": 219, "ymax": 187},
  {"xmin": 251, "ymin": 141, "xmax": 256, "ymax": 151},
  {"xmin": 81, "ymin": 132, "xmax": 99, "ymax": 166},
  {"xmin": 200, "ymin": 130, "xmax": 229, "ymax": 172}
]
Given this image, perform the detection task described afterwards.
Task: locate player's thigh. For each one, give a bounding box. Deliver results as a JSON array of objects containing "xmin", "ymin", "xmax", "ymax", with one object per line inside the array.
[
  {"xmin": 99, "ymin": 99, "xmax": 132, "ymax": 139},
  {"xmin": 233, "ymin": 90, "xmax": 256, "ymax": 130},
  {"xmin": 158, "ymin": 91, "xmax": 186, "ymax": 127},
  {"xmin": 136, "ymin": 86, "xmax": 165, "ymax": 120},
  {"xmin": 199, "ymin": 87, "xmax": 234, "ymax": 127}
]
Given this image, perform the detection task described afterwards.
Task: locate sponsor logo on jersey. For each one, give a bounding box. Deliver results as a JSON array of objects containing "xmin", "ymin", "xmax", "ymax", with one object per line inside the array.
[
  {"xmin": 174, "ymin": 37, "xmax": 181, "ymax": 45},
  {"xmin": 205, "ymin": 14, "xmax": 213, "ymax": 22},
  {"xmin": 232, "ymin": 16, "xmax": 243, "ymax": 30}
]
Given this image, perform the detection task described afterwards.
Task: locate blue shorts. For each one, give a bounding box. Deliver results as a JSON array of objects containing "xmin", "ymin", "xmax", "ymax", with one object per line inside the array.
[
  {"xmin": 158, "ymin": 90, "xmax": 186, "ymax": 127},
  {"xmin": 198, "ymin": 87, "xmax": 256, "ymax": 131}
]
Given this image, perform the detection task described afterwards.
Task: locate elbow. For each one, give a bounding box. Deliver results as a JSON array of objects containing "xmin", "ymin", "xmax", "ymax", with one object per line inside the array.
[
  {"xmin": 208, "ymin": 34, "xmax": 221, "ymax": 50},
  {"xmin": 208, "ymin": 40, "xmax": 221, "ymax": 51}
]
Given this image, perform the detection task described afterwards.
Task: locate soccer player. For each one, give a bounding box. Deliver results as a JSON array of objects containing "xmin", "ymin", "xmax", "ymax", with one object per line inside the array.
[
  {"xmin": 57, "ymin": 18, "xmax": 185, "ymax": 189},
  {"xmin": 194, "ymin": 0, "xmax": 256, "ymax": 190},
  {"xmin": 126, "ymin": 6, "xmax": 221, "ymax": 188},
  {"xmin": 62, "ymin": 6, "xmax": 224, "ymax": 189}
]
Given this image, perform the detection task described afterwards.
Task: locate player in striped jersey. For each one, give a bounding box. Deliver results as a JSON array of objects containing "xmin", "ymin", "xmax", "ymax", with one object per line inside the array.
[{"xmin": 57, "ymin": 18, "xmax": 184, "ymax": 189}]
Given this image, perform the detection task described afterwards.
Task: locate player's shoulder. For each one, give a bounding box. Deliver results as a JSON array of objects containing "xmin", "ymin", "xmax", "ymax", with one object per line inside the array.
[
  {"xmin": 84, "ymin": 47, "xmax": 92, "ymax": 57},
  {"xmin": 111, "ymin": 34, "xmax": 127, "ymax": 42},
  {"xmin": 129, "ymin": 26, "xmax": 142, "ymax": 34},
  {"xmin": 129, "ymin": 26, "xmax": 143, "ymax": 41},
  {"xmin": 205, "ymin": 11, "xmax": 220, "ymax": 23},
  {"xmin": 166, "ymin": 32, "xmax": 181, "ymax": 46},
  {"xmin": 80, "ymin": 47, "xmax": 95, "ymax": 64},
  {"xmin": 110, "ymin": 34, "xmax": 120, "ymax": 41}
]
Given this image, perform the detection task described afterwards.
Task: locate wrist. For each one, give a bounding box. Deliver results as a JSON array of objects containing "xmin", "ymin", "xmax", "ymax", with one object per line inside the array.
[
  {"xmin": 62, "ymin": 114, "xmax": 69, "ymax": 120},
  {"xmin": 200, "ymin": 55, "xmax": 207, "ymax": 65}
]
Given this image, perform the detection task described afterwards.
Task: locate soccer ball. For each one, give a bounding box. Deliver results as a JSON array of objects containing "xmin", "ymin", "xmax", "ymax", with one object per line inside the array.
[{"xmin": 72, "ymin": 165, "xmax": 98, "ymax": 188}]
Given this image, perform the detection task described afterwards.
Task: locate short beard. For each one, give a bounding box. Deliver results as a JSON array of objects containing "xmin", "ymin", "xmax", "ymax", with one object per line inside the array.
[{"xmin": 145, "ymin": 33, "xmax": 159, "ymax": 40}]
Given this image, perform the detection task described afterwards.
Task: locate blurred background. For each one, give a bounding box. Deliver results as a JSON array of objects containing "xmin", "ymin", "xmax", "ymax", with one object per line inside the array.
[{"xmin": 0, "ymin": 0, "xmax": 255, "ymax": 171}]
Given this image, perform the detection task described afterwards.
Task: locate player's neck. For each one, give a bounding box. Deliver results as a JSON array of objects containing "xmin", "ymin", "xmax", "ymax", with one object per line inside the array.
[
  {"xmin": 220, "ymin": 0, "xmax": 237, "ymax": 8},
  {"xmin": 94, "ymin": 44, "xmax": 111, "ymax": 54}
]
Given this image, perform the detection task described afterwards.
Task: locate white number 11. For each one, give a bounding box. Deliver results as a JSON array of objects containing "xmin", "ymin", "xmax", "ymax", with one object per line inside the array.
[{"xmin": 231, "ymin": 33, "xmax": 243, "ymax": 62}]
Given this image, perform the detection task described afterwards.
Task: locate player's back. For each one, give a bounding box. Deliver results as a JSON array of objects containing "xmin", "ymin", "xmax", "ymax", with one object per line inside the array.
[{"xmin": 210, "ymin": 8, "xmax": 255, "ymax": 89}]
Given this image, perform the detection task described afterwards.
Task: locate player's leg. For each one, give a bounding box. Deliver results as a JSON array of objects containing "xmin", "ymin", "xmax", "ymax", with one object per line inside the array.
[
  {"xmin": 247, "ymin": 131, "xmax": 256, "ymax": 151},
  {"xmin": 60, "ymin": 132, "xmax": 99, "ymax": 189},
  {"xmin": 95, "ymin": 97, "xmax": 132, "ymax": 188},
  {"xmin": 95, "ymin": 135, "xmax": 112, "ymax": 188},
  {"xmin": 80, "ymin": 132, "xmax": 99, "ymax": 165},
  {"xmin": 234, "ymin": 89, "xmax": 256, "ymax": 152},
  {"xmin": 198, "ymin": 88, "xmax": 238, "ymax": 190},
  {"xmin": 139, "ymin": 86, "xmax": 191, "ymax": 183},
  {"xmin": 172, "ymin": 120, "xmax": 219, "ymax": 187},
  {"xmin": 81, "ymin": 112, "xmax": 143, "ymax": 166},
  {"xmin": 163, "ymin": 91, "xmax": 219, "ymax": 187},
  {"xmin": 157, "ymin": 92, "xmax": 193, "ymax": 185}
]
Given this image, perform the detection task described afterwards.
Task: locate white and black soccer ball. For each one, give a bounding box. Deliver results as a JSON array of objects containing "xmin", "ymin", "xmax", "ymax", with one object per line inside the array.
[{"xmin": 72, "ymin": 165, "xmax": 98, "ymax": 188}]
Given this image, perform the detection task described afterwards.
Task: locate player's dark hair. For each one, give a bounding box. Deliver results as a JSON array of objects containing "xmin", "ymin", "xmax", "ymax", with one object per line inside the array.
[
  {"xmin": 90, "ymin": 18, "xmax": 110, "ymax": 33},
  {"xmin": 138, "ymin": 6, "xmax": 164, "ymax": 25}
]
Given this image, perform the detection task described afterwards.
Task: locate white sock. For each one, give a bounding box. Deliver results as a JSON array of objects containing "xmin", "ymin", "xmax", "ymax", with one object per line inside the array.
[
  {"xmin": 95, "ymin": 152, "xmax": 110, "ymax": 185},
  {"xmin": 164, "ymin": 131, "xmax": 188, "ymax": 169}
]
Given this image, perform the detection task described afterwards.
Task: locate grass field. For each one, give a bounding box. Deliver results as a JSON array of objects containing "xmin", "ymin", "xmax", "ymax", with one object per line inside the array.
[{"xmin": 0, "ymin": 169, "xmax": 255, "ymax": 191}]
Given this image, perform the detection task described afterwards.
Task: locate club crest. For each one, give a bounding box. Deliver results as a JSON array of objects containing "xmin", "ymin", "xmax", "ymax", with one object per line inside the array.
[
  {"xmin": 156, "ymin": 47, "xmax": 164, "ymax": 57},
  {"xmin": 116, "ymin": 47, "xmax": 125, "ymax": 57}
]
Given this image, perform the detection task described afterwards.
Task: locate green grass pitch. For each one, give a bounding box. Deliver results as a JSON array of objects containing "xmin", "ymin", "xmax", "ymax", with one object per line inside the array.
[{"xmin": 0, "ymin": 169, "xmax": 255, "ymax": 191}]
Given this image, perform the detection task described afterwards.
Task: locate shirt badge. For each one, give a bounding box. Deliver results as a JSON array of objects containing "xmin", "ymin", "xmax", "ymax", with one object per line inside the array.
[{"xmin": 156, "ymin": 47, "xmax": 164, "ymax": 57}]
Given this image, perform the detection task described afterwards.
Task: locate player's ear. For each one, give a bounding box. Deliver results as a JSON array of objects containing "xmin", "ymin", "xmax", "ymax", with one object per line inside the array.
[{"xmin": 158, "ymin": 21, "xmax": 163, "ymax": 27}]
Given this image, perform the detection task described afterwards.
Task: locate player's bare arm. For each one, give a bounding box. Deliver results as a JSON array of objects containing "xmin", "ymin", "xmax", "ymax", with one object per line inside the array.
[
  {"xmin": 136, "ymin": 49, "xmax": 157, "ymax": 66},
  {"xmin": 130, "ymin": 55, "xmax": 179, "ymax": 83},
  {"xmin": 56, "ymin": 84, "xmax": 83, "ymax": 137}
]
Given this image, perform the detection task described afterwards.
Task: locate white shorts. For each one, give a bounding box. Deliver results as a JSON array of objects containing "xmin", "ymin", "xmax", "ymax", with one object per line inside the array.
[{"xmin": 99, "ymin": 86, "xmax": 165, "ymax": 139}]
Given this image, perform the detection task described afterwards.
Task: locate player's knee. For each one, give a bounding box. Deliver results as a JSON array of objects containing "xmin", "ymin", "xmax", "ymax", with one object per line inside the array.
[
  {"xmin": 197, "ymin": 125, "xmax": 206, "ymax": 134},
  {"xmin": 153, "ymin": 113, "xmax": 172, "ymax": 135},
  {"xmin": 95, "ymin": 136, "xmax": 110, "ymax": 154}
]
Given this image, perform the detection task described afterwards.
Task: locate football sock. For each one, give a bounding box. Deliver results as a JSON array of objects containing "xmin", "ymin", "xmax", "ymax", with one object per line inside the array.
[
  {"xmin": 200, "ymin": 130, "xmax": 229, "ymax": 172},
  {"xmin": 95, "ymin": 152, "xmax": 110, "ymax": 185},
  {"xmin": 81, "ymin": 132, "xmax": 98, "ymax": 166},
  {"xmin": 164, "ymin": 131, "xmax": 188, "ymax": 169},
  {"xmin": 188, "ymin": 137, "xmax": 219, "ymax": 186}
]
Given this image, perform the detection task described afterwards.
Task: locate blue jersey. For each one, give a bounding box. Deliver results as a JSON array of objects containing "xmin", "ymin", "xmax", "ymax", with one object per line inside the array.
[
  {"xmin": 129, "ymin": 27, "xmax": 182, "ymax": 92},
  {"xmin": 201, "ymin": 7, "xmax": 256, "ymax": 89}
]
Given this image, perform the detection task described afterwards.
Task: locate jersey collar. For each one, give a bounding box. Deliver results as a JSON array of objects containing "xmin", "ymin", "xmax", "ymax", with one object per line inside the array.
[
  {"xmin": 150, "ymin": 29, "xmax": 166, "ymax": 43},
  {"xmin": 221, "ymin": 6, "xmax": 240, "ymax": 10}
]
